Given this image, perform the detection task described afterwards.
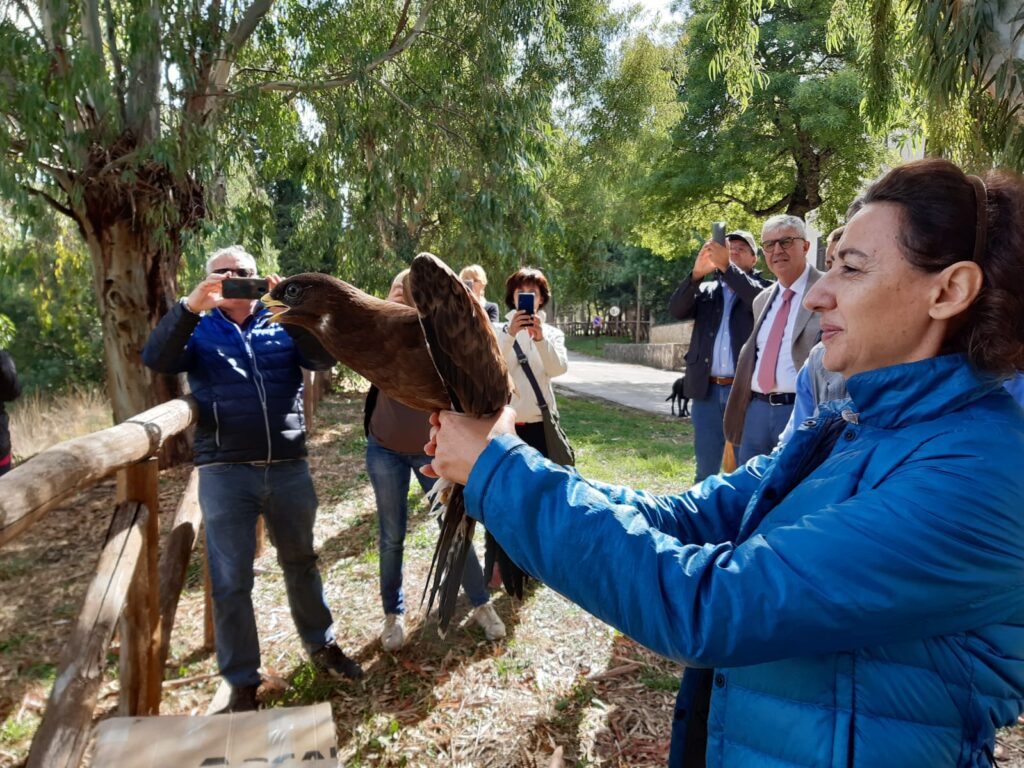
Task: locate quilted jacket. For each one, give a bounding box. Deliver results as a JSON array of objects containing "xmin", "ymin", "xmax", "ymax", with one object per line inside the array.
[
  {"xmin": 142, "ymin": 299, "xmax": 334, "ymax": 465},
  {"xmin": 464, "ymin": 354, "xmax": 1024, "ymax": 767}
]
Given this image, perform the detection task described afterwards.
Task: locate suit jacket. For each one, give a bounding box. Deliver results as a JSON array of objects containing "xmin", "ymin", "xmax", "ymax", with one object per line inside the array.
[
  {"xmin": 724, "ymin": 268, "xmax": 823, "ymax": 445},
  {"xmin": 667, "ymin": 265, "xmax": 771, "ymax": 400}
]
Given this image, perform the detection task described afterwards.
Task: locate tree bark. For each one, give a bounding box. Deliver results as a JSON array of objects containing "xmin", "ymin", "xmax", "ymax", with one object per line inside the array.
[{"xmin": 79, "ymin": 214, "xmax": 191, "ymax": 464}]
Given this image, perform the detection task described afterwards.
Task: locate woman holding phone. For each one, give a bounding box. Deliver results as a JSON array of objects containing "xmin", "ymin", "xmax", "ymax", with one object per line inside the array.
[
  {"xmin": 498, "ymin": 267, "xmax": 569, "ymax": 456},
  {"xmin": 492, "ymin": 268, "xmax": 569, "ymax": 586}
]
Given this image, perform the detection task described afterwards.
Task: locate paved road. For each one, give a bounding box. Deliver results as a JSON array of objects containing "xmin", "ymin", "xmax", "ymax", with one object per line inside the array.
[{"xmin": 555, "ymin": 351, "xmax": 684, "ymax": 417}]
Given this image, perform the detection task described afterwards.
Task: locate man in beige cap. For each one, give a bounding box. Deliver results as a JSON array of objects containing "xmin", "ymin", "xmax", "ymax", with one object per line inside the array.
[{"xmin": 668, "ymin": 229, "xmax": 771, "ymax": 481}]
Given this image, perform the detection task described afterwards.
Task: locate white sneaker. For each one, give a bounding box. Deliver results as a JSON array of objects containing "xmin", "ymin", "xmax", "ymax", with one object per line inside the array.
[
  {"xmin": 380, "ymin": 613, "xmax": 405, "ymax": 651},
  {"xmin": 471, "ymin": 602, "xmax": 506, "ymax": 641}
]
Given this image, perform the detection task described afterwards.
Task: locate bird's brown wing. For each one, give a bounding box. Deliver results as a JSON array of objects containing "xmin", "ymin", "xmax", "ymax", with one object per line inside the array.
[
  {"xmin": 408, "ymin": 253, "xmax": 527, "ymax": 632},
  {"xmin": 408, "ymin": 253, "xmax": 510, "ymax": 416}
]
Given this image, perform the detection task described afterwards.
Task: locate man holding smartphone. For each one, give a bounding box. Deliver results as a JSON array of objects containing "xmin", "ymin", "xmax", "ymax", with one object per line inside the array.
[
  {"xmin": 668, "ymin": 228, "xmax": 771, "ymax": 482},
  {"xmin": 142, "ymin": 246, "xmax": 362, "ymax": 714}
]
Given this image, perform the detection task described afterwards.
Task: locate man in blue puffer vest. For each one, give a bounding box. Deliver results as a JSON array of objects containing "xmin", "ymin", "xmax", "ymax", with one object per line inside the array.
[{"xmin": 143, "ymin": 246, "xmax": 362, "ymax": 713}]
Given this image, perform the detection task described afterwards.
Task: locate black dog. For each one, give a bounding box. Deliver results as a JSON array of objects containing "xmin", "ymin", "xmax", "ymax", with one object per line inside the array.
[{"xmin": 666, "ymin": 377, "xmax": 690, "ymax": 418}]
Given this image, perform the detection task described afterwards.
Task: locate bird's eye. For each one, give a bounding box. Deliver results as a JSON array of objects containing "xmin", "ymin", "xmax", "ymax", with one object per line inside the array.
[{"xmin": 284, "ymin": 283, "xmax": 302, "ymax": 299}]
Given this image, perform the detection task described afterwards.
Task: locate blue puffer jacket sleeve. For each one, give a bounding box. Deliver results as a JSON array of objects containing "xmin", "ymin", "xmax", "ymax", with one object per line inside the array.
[
  {"xmin": 141, "ymin": 299, "xmax": 200, "ymax": 373},
  {"xmin": 464, "ymin": 418, "xmax": 1024, "ymax": 669},
  {"xmin": 465, "ymin": 434, "xmax": 768, "ymax": 661}
]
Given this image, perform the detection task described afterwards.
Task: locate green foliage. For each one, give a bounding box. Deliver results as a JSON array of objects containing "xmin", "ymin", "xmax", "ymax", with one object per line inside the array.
[
  {"xmin": 715, "ymin": 0, "xmax": 1024, "ymax": 169},
  {"xmin": 640, "ymin": 665, "xmax": 682, "ymax": 692},
  {"xmin": 649, "ymin": 0, "xmax": 890, "ymax": 240},
  {"xmin": 223, "ymin": 0, "xmax": 622, "ymax": 297},
  {"xmin": 0, "ymin": 213, "xmax": 105, "ymax": 391},
  {"xmin": 542, "ymin": 31, "xmax": 687, "ymax": 309}
]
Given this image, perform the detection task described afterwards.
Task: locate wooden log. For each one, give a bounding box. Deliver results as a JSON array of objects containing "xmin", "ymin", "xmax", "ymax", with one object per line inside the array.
[
  {"xmin": 117, "ymin": 460, "xmax": 162, "ymax": 716},
  {"xmin": 157, "ymin": 468, "xmax": 201, "ymax": 672},
  {"xmin": 0, "ymin": 397, "xmax": 196, "ymax": 547},
  {"xmin": 203, "ymin": 546, "xmax": 215, "ymax": 650},
  {"xmin": 26, "ymin": 501, "xmax": 148, "ymax": 768}
]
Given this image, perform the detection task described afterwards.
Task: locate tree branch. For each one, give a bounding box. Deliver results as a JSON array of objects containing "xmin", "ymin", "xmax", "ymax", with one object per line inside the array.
[
  {"xmin": 208, "ymin": 0, "xmax": 274, "ymax": 97},
  {"xmin": 251, "ymin": 0, "xmax": 435, "ymax": 95},
  {"xmin": 387, "ymin": 0, "xmax": 412, "ymax": 51},
  {"xmin": 12, "ymin": 0, "xmax": 48, "ymax": 46},
  {"xmin": 125, "ymin": 0, "xmax": 162, "ymax": 141},
  {"xmin": 102, "ymin": 0, "xmax": 127, "ymax": 126},
  {"xmin": 81, "ymin": 0, "xmax": 104, "ymax": 63},
  {"xmin": 369, "ymin": 76, "xmax": 469, "ymax": 145},
  {"xmin": 24, "ymin": 184, "xmax": 75, "ymax": 218}
]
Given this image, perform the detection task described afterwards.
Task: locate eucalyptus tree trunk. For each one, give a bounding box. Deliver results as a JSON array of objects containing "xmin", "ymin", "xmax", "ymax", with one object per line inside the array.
[{"xmin": 79, "ymin": 214, "xmax": 191, "ymax": 465}]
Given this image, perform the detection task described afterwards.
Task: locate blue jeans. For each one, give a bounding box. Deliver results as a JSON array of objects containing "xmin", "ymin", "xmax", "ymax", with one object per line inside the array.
[
  {"xmin": 689, "ymin": 383, "xmax": 733, "ymax": 482},
  {"xmin": 366, "ymin": 435, "xmax": 489, "ymax": 615},
  {"xmin": 198, "ymin": 460, "xmax": 334, "ymax": 687},
  {"xmin": 737, "ymin": 398, "xmax": 794, "ymax": 465}
]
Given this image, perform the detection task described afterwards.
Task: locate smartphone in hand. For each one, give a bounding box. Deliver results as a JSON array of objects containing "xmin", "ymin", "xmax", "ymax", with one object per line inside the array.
[
  {"xmin": 712, "ymin": 221, "xmax": 727, "ymax": 247},
  {"xmin": 516, "ymin": 291, "xmax": 536, "ymax": 315},
  {"xmin": 222, "ymin": 278, "xmax": 270, "ymax": 300}
]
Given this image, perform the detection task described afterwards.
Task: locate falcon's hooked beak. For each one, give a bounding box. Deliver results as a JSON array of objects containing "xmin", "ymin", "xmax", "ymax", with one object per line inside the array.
[{"xmin": 261, "ymin": 293, "xmax": 288, "ymax": 323}]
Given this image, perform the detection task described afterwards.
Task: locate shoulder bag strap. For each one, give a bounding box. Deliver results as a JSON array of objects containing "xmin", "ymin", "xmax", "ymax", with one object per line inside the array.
[{"xmin": 512, "ymin": 338, "xmax": 551, "ymax": 413}]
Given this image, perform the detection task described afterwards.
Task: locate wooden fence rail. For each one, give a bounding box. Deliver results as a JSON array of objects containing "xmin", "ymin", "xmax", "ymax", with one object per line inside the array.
[
  {"xmin": 561, "ymin": 319, "xmax": 651, "ymax": 343},
  {"xmin": 0, "ymin": 367, "xmax": 332, "ymax": 767},
  {"xmin": 0, "ymin": 397, "xmax": 197, "ymax": 547}
]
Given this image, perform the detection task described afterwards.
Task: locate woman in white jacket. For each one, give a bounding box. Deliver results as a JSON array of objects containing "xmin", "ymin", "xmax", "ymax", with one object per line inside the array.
[{"xmin": 497, "ymin": 267, "xmax": 569, "ymax": 455}]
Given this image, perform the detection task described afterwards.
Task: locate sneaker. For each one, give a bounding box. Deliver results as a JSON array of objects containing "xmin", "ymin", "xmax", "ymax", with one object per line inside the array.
[
  {"xmin": 380, "ymin": 613, "xmax": 406, "ymax": 652},
  {"xmin": 311, "ymin": 642, "xmax": 364, "ymax": 680},
  {"xmin": 471, "ymin": 602, "xmax": 506, "ymax": 641},
  {"xmin": 215, "ymin": 683, "xmax": 259, "ymax": 714}
]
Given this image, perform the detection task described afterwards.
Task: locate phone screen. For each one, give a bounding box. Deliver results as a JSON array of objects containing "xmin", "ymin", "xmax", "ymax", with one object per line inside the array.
[
  {"xmin": 222, "ymin": 278, "xmax": 269, "ymax": 300},
  {"xmin": 712, "ymin": 221, "xmax": 726, "ymax": 246},
  {"xmin": 517, "ymin": 292, "xmax": 536, "ymax": 315}
]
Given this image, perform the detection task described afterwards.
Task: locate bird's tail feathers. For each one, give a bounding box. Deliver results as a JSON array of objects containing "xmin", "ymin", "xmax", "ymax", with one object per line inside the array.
[
  {"xmin": 422, "ymin": 481, "xmax": 474, "ymax": 636},
  {"xmin": 484, "ymin": 529, "xmax": 527, "ymax": 599}
]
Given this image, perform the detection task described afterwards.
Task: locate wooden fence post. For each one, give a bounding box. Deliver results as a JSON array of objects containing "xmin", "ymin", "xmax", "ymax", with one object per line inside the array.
[
  {"xmin": 26, "ymin": 501, "xmax": 148, "ymax": 768},
  {"xmin": 157, "ymin": 469, "xmax": 201, "ymax": 671},
  {"xmin": 117, "ymin": 459, "xmax": 162, "ymax": 715}
]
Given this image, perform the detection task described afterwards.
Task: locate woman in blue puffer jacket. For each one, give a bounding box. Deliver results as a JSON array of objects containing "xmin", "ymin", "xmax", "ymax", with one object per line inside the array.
[{"xmin": 423, "ymin": 158, "xmax": 1024, "ymax": 768}]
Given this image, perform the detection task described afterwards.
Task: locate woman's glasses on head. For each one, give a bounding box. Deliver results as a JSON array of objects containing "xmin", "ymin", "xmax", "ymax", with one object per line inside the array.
[{"xmin": 211, "ymin": 267, "xmax": 255, "ymax": 277}]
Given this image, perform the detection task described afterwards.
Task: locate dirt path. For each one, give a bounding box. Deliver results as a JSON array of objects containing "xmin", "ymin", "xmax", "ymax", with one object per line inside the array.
[{"xmin": 0, "ymin": 391, "xmax": 683, "ymax": 768}]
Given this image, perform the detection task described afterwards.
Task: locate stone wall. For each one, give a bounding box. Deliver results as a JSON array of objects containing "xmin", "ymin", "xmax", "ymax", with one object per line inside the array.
[
  {"xmin": 650, "ymin": 321, "xmax": 693, "ymax": 346},
  {"xmin": 605, "ymin": 342, "xmax": 686, "ymax": 372}
]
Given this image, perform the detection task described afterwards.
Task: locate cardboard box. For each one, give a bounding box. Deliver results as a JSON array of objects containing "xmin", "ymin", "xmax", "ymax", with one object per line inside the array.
[{"xmin": 91, "ymin": 702, "xmax": 338, "ymax": 767}]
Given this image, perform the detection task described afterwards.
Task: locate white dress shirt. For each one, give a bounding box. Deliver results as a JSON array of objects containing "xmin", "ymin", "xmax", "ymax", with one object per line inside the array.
[{"xmin": 751, "ymin": 264, "xmax": 812, "ymax": 394}]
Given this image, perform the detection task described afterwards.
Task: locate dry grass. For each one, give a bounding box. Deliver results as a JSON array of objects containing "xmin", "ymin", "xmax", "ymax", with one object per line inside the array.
[
  {"xmin": 0, "ymin": 389, "xmax": 688, "ymax": 768},
  {"xmin": 8, "ymin": 387, "xmax": 112, "ymax": 461}
]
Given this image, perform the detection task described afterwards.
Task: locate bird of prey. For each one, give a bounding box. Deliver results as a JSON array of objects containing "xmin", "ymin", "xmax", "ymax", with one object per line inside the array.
[{"xmin": 260, "ymin": 254, "xmax": 527, "ymax": 633}]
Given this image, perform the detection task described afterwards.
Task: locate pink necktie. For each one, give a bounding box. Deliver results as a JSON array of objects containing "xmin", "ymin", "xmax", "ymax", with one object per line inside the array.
[{"xmin": 757, "ymin": 288, "xmax": 795, "ymax": 393}]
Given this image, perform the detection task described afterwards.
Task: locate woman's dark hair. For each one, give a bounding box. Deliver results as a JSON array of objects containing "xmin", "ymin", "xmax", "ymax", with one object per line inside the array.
[
  {"xmin": 861, "ymin": 158, "xmax": 1024, "ymax": 375},
  {"xmin": 504, "ymin": 267, "xmax": 551, "ymax": 310}
]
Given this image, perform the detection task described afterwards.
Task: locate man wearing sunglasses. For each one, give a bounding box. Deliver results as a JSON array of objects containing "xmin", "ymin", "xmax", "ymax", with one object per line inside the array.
[
  {"xmin": 724, "ymin": 215, "xmax": 823, "ymax": 464},
  {"xmin": 142, "ymin": 246, "xmax": 362, "ymax": 714}
]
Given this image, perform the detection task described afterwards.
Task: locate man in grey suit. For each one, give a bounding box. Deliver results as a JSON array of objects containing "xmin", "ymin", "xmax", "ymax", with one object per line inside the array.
[{"xmin": 724, "ymin": 215, "xmax": 823, "ymax": 464}]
